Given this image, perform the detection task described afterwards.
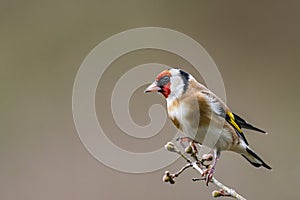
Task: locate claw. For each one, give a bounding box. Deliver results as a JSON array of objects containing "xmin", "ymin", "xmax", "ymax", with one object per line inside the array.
[
  {"xmin": 176, "ymin": 136, "xmax": 193, "ymax": 143},
  {"xmin": 176, "ymin": 137, "xmax": 199, "ymax": 155},
  {"xmin": 202, "ymin": 168, "xmax": 209, "ymax": 177},
  {"xmin": 206, "ymin": 168, "xmax": 215, "ymax": 186},
  {"xmin": 190, "ymin": 142, "xmax": 198, "ymax": 155},
  {"xmin": 202, "ymin": 168, "xmax": 215, "ymax": 186},
  {"xmin": 201, "ymin": 151, "xmax": 219, "ymax": 186},
  {"xmin": 176, "ymin": 137, "xmax": 201, "ymax": 163}
]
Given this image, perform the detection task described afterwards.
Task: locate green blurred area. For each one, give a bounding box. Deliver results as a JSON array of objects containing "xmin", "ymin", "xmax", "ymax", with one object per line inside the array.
[{"xmin": 0, "ymin": 1, "xmax": 299, "ymax": 199}]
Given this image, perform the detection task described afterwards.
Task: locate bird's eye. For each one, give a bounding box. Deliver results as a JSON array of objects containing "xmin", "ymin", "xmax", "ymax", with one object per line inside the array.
[{"xmin": 158, "ymin": 76, "xmax": 170, "ymax": 86}]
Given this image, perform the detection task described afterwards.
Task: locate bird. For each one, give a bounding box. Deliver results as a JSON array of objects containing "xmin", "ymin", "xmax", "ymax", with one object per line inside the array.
[{"xmin": 144, "ymin": 68, "xmax": 271, "ymax": 184}]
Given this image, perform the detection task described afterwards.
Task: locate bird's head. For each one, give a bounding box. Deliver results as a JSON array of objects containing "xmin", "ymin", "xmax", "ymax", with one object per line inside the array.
[{"xmin": 144, "ymin": 68, "xmax": 190, "ymax": 99}]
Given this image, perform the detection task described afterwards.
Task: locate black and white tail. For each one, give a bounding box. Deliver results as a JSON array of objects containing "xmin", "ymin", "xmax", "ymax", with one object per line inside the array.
[{"xmin": 242, "ymin": 147, "xmax": 272, "ymax": 169}]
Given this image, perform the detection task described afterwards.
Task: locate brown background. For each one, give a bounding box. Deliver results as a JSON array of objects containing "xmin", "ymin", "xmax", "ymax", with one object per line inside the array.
[{"xmin": 1, "ymin": 1, "xmax": 299, "ymax": 199}]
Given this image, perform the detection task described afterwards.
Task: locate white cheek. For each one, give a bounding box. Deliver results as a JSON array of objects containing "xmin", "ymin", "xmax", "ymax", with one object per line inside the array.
[
  {"xmin": 170, "ymin": 77, "xmax": 180, "ymax": 90},
  {"xmin": 169, "ymin": 76, "xmax": 184, "ymax": 99}
]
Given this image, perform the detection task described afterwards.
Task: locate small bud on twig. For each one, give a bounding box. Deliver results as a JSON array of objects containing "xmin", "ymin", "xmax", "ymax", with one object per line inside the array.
[
  {"xmin": 212, "ymin": 189, "xmax": 231, "ymax": 198},
  {"xmin": 202, "ymin": 154, "xmax": 213, "ymax": 162},
  {"xmin": 164, "ymin": 142, "xmax": 178, "ymax": 153},
  {"xmin": 185, "ymin": 145, "xmax": 193, "ymax": 154},
  {"xmin": 163, "ymin": 171, "xmax": 175, "ymax": 184},
  {"xmin": 162, "ymin": 140, "xmax": 247, "ymax": 200},
  {"xmin": 212, "ymin": 190, "xmax": 223, "ymax": 198}
]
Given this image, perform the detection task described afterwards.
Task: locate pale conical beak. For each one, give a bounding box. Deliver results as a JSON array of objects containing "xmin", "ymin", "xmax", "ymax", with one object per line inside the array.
[{"xmin": 144, "ymin": 82, "xmax": 161, "ymax": 93}]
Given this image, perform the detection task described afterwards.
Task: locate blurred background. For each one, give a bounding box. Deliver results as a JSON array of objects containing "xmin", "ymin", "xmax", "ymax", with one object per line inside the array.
[{"xmin": 1, "ymin": 0, "xmax": 299, "ymax": 199}]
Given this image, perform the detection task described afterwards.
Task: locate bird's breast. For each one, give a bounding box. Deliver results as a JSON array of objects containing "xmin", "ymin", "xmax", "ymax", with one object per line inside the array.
[
  {"xmin": 166, "ymin": 99, "xmax": 232, "ymax": 150},
  {"xmin": 167, "ymin": 99, "xmax": 199, "ymax": 138},
  {"xmin": 167, "ymin": 99, "xmax": 183, "ymax": 130}
]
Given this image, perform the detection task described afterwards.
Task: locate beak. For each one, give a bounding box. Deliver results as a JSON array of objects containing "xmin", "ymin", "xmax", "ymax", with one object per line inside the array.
[{"xmin": 144, "ymin": 82, "xmax": 161, "ymax": 93}]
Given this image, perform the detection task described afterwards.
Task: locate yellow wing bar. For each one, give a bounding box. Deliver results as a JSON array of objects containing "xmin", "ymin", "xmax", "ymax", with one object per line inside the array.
[{"xmin": 226, "ymin": 111, "xmax": 243, "ymax": 133}]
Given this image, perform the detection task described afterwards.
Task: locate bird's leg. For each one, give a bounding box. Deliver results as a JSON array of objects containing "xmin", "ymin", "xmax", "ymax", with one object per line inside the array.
[
  {"xmin": 202, "ymin": 149, "xmax": 220, "ymax": 186},
  {"xmin": 176, "ymin": 136, "xmax": 194, "ymax": 144},
  {"xmin": 190, "ymin": 141, "xmax": 199, "ymax": 155},
  {"xmin": 176, "ymin": 137, "xmax": 199, "ymax": 156}
]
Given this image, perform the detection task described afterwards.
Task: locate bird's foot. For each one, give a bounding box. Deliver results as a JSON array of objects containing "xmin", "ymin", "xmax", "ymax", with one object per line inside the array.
[
  {"xmin": 202, "ymin": 167, "xmax": 215, "ymax": 186},
  {"xmin": 176, "ymin": 136, "xmax": 194, "ymax": 143},
  {"xmin": 176, "ymin": 137, "xmax": 199, "ymax": 155}
]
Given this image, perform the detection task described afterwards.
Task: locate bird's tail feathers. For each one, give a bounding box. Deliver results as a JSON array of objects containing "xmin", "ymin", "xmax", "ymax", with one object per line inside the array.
[
  {"xmin": 233, "ymin": 113, "xmax": 267, "ymax": 134},
  {"xmin": 242, "ymin": 147, "xmax": 272, "ymax": 170}
]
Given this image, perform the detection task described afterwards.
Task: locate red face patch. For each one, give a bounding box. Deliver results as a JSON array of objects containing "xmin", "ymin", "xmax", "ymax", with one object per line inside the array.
[
  {"xmin": 161, "ymin": 82, "xmax": 171, "ymax": 98},
  {"xmin": 156, "ymin": 70, "xmax": 172, "ymax": 98}
]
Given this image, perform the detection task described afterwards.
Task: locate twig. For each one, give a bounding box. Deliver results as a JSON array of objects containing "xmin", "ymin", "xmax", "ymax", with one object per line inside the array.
[
  {"xmin": 164, "ymin": 142, "xmax": 247, "ymax": 200},
  {"xmin": 191, "ymin": 162, "xmax": 246, "ymax": 200},
  {"xmin": 173, "ymin": 163, "xmax": 192, "ymax": 178}
]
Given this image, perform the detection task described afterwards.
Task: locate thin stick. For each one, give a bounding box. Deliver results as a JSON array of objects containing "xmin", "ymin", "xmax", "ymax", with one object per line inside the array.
[
  {"xmin": 173, "ymin": 163, "xmax": 192, "ymax": 178},
  {"xmin": 164, "ymin": 142, "xmax": 247, "ymax": 199},
  {"xmin": 191, "ymin": 162, "xmax": 247, "ymax": 200}
]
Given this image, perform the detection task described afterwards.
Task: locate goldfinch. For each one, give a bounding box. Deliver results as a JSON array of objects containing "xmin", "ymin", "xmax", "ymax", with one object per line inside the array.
[{"xmin": 145, "ymin": 68, "xmax": 271, "ymax": 182}]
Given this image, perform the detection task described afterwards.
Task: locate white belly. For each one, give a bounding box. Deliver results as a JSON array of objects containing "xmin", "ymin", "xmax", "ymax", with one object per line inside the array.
[{"xmin": 167, "ymin": 101, "xmax": 231, "ymax": 151}]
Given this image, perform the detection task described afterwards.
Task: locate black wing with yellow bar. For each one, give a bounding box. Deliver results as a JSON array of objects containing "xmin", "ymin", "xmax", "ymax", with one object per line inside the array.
[
  {"xmin": 225, "ymin": 111, "xmax": 249, "ymax": 145},
  {"xmin": 232, "ymin": 113, "xmax": 266, "ymax": 134}
]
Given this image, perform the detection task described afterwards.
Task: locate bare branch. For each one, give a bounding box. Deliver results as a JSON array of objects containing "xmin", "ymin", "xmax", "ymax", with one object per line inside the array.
[
  {"xmin": 191, "ymin": 162, "xmax": 246, "ymax": 200},
  {"xmin": 164, "ymin": 142, "xmax": 247, "ymax": 200}
]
